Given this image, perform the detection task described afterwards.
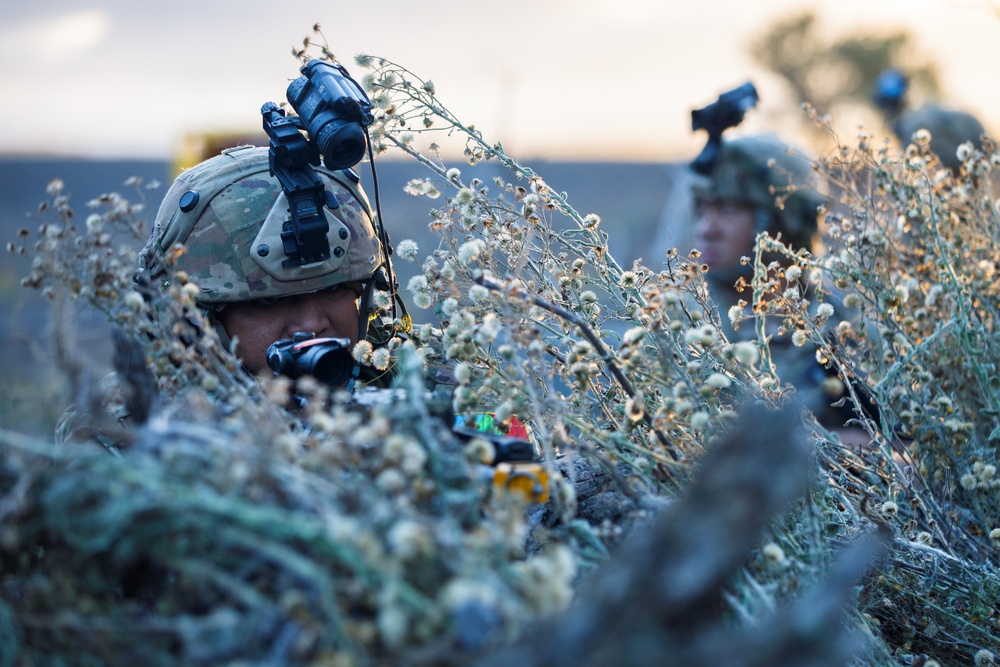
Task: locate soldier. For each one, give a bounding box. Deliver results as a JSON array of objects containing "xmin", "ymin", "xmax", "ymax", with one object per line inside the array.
[
  {"xmin": 136, "ymin": 145, "xmax": 537, "ymax": 475},
  {"xmin": 689, "ymin": 134, "xmax": 866, "ymax": 436},
  {"xmin": 137, "ymin": 144, "xmax": 403, "ymax": 390},
  {"xmin": 691, "ymin": 134, "xmax": 822, "ymax": 335},
  {"xmin": 872, "ymin": 68, "xmax": 985, "ymax": 174}
]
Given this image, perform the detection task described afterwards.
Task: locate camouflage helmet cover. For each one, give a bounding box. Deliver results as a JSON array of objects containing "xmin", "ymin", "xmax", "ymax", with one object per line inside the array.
[
  {"xmin": 139, "ymin": 145, "xmax": 382, "ymax": 305},
  {"xmin": 892, "ymin": 105, "xmax": 985, "ymax": 171},
  {"xmin": 691, "ymin": 134, "xmax": 823, "ymax": 249}
]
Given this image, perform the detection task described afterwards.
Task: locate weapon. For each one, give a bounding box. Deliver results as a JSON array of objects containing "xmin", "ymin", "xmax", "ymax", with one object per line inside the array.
[{"xmin": 453, "ymin": 417, "xmax": 549, "ymax": 503}]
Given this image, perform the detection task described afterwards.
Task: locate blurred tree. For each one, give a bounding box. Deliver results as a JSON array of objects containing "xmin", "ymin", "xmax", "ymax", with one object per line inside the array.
[{"xmin": 751, "ymin": 12, "xmax": 940, "ymax": 123}]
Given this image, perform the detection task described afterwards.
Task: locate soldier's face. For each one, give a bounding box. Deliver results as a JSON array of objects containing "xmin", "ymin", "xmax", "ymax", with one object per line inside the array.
[
  {"xmin": 694, "ymin": 199, "xmax": 757, "ymax": 272},
  {"xmin": 216, "ymin": 282, "xmax": 362, "ymax": 376}
]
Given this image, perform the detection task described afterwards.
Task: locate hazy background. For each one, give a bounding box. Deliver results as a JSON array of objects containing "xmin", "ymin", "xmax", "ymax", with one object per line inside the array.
[{"xmin": 2, "ymin": 0, "xmax": 999, "ymax": 432}]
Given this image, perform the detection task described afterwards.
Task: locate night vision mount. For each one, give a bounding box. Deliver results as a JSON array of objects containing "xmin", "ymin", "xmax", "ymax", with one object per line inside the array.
[
  {"xmin": 261, "ymin": 60, "xmax": 375, "ymax": 268},
  {"xmin": 690, "ymin": 81, "xmax": 759, "ymax": 176}
]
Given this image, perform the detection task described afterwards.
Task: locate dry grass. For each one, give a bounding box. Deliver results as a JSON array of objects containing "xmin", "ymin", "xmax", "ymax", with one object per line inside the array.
[{"xmin": 1, "ymin": 30, "xmax": 999, "ymax": 666}]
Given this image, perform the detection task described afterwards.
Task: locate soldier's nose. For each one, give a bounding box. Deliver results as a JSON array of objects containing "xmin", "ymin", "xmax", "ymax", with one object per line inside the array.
[
  {"xmin": 696, "ymin": 214, "xmax": 720, "ymax": 239},
  {"xmin": 287, "ymin": 295, "xmax": 333, "ymax": 337}
]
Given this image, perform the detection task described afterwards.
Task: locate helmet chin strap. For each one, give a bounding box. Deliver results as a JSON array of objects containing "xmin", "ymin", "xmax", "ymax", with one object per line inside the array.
[
  {"xmin": 753, "ymin": 207, "xmax": 772, "ymax": 235},
  {"xmin": 358, "ymin": 278, "xmax": 378, "ymax": 343},
  {"xmin": 336, "ymin": 276, "xmax": 380, "ymax": 395},
  {"xmin": 206, "ymin": 311, "xmax": 236, "ymax": 358}
]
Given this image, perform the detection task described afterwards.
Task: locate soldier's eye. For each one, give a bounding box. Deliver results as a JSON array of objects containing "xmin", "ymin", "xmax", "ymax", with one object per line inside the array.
[
  {"xmin": 254, "ymin": 296, "xmax": 280, "ymax": 306},
  {"xmin": 322, "ymin": 282, "xmax": 364, "ymax": 298}
]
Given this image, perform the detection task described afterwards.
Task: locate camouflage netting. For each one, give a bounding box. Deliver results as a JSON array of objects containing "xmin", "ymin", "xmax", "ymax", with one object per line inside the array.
[{"xmin": 2, "ymin": 30, "xmax": 1000, "ymax": 666}]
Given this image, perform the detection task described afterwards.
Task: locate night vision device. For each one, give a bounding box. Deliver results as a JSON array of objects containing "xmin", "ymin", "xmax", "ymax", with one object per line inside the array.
[
  {"xmin": 690, "ymin": 81, "xmax": 759, "ymax": 176},
  {"xmin": 261, "ymin": 60, "xmax": 375, "ymax": 268}
]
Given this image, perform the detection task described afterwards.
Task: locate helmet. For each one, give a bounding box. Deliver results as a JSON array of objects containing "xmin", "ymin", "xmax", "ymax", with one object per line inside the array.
[
  {"xmin": 139, "ymin": 145, "xmax": 382, "ymax": 306},
  {"xmin": 892, "ymin": 105, "xmax": 985, "ymax": 172},
  {"xmin": 871, "ymin": 68, "xmax": 985, "ymax": 172},
  {"xmin": 690, "ymin": 134, "xmax": 823, "ymax": 251}
]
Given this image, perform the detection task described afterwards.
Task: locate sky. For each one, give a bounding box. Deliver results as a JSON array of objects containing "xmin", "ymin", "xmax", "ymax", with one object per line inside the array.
[{"xmin": 1, "ymin": 0, "xmax": 999, "ymax": 162}]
